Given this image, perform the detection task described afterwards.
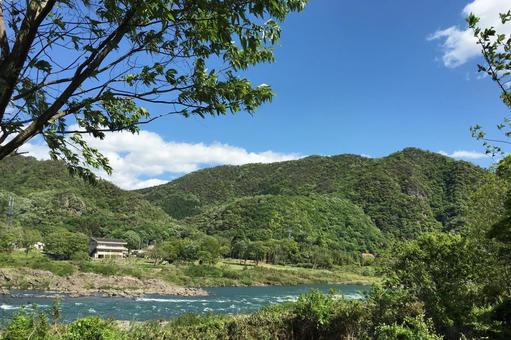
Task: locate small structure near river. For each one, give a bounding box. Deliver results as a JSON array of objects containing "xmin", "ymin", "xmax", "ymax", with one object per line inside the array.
[{"xmin": 89, "ymin": 237, "xmax": 128, "ymax": 259}]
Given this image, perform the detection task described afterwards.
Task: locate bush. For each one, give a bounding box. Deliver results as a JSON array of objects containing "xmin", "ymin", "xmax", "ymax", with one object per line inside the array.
[
  {"xmin": 227, "ymin": 305, "xmax": 292, "ymax": 339},
  {"xmin": 2, "ymin": 308, "xmax": 51, "ymax": 340},
  {"xmin": 70, "ymin": 251, "xmax": 90, "ymax": 262},
  {"xmin": 367, "ymin": 285, "xmax": 425, "ymax": 330},
  {"xmin": 64, "ymin": 316, "xmax": 121, "ymax": 340},
  {"xmin": 129, "ymin": 314, "xmax": 229, "ymax": 339},
  {"xmin": 30, "ymin": 257, "xmax": 75, "ymax": 277},
  {"xmin": 375, "ymin": 315, "xmax": 442, "ymax": 340},
  {"xmin": 184, "ymin": 264, "xmax": 224, "ymax": 278},
  {"xmin": 78, "ymin": 261, "xmax": 118, "ymax": 276},
  {"xmin": 292, "ymin": 290, "xmax": 336, "ymax": 339},
  {"xmin": 220, "ymin": 268, "xmax": 242, "ymax": 280}
]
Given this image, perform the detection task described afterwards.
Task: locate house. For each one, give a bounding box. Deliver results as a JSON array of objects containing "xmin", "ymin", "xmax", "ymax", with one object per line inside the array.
[
  {"xmin": 32, "ymin": 242, "xmax": 44, "ymax": 251},
  {"xmin": 89, "ymin": 238, "xmax": 128, "ymax": 259}
]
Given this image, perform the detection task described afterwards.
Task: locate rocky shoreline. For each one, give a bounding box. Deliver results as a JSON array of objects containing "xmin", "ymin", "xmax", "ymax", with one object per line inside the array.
[{"xmin": 0, "ymin": 268, "xmax": 207, "ymax": 298}]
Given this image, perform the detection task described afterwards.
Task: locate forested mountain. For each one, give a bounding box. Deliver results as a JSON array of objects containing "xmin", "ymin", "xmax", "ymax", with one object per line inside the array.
[
  {"xmin": 139, "ymin": 148, "xmax": 489, "ymax": 239},
  {"xmin": 0, "ymin": 156, "xmax": 178, "ymax": 243},
  {"xmin": 0, "ymin": 148, "xmax": 491, "ymax": 264},
  {"xmin": 188, "ymin": 195, "xmax": 386, "ymax": 263}
]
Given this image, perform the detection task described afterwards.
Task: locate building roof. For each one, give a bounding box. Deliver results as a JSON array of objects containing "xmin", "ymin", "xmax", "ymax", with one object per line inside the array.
[{"xmin": 90, "ymin": 237, "xmax": 127, "ymax": 244}]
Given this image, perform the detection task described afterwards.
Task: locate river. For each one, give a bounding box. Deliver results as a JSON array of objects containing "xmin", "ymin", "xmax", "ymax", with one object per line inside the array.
[{"xmin": 0, "ymin": 284, "xmax": 369, "ymax": 323}]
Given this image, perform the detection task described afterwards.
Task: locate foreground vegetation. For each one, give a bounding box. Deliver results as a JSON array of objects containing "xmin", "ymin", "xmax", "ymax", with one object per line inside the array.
[{"xmin": 0, "ymin": 252, "xmax": 377, "ymax": 288}]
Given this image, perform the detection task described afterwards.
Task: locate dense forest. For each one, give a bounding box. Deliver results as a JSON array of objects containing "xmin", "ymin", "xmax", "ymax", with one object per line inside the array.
[
  {"xmin": 139, "ymin": 147, "xmax": 486, "ymax": 238},
  {"xmin": 0, "ymin": 156, "xmax": 184, "ymax": 251},
  {"xmin": 0, "ymin": 148, "xmax": 491, "ymax": 267}
]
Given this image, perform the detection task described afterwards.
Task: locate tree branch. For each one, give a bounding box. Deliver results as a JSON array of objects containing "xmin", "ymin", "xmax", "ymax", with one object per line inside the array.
[
  {"xmin": 0, "ymin": 5, "xmax": 139, "ymax": 159},
  {"xmin": 62, "ymin": 111, "xmax": 180, "ymax": 134},
  {"xmin": 0, "ymin": 0, "xmax": 58, "ymax": 123}
]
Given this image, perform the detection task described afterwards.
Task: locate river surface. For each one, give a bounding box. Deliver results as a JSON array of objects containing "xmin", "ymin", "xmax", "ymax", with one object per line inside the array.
[{"xmin": 0, "ymin": 284, "xmax": 369, "ymax": 323}]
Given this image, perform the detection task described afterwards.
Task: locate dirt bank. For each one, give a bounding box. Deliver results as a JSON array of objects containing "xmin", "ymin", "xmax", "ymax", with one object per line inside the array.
[{"xmin": 0, "ymin": 268, "xmax": 207, "ymax": 297}]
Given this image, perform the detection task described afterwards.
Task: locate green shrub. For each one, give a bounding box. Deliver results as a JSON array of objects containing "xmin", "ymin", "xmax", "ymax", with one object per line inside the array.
[
  {"xmin": 292, "ymin": 290, "xmax": 336, "ymax": 339},
  {"xmin": 71, "ymin": 251, "xmax": 90, "ymax": 262},
  {"xmin": 184, "ymin": 264, "xmax": 224, "ymax": 278},
  {"xmin": 367, "ymin": 285, "xmax": 425, "ymax": 330},
  {"xmin": 326, "ymin": 299, "xmax": 368, "ymax": 339},
  {"xmin": 129, "ymin": 314, "xmax": 229, "ymax": 340},
  {"xmin": 227, "ymin": 305, "xmax": 292, "ymax": 339},
  {"xmin": 220, "ymin": 268, "xmax": 241, "ymax": 280},
  {"xmin": 32, "ymin": 257, "xmax": 75, "ymax": 277},
  {"xmin": 375, "ymin": 315, "xmax": 442, "ymax": 340},
  {"xmin": 2, "ymin": 308, "xmax": 51, "ymax": 340},
  {"xmin": 64, "ymin": 316, "xmax": 122, "ymax": 340},
  {"xmin": 78, "ymin": 261, "xmax": 118, "ymax": 276}
]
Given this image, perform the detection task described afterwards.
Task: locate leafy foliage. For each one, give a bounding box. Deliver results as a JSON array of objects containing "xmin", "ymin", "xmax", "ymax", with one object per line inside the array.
[
  {"xmin": 378, "ymin": 169, "xmax": 511, "ymax": 339},
  {"xmin": 189, "ymin": 194, "xmax": 384, "ymax": 265},
  {"xmin": 468, "ymin": 10, "xmax": 511, "ymax": 155},
  {"xmin": 0, "ymin": 0, "xmax": 307, "ymax": 178},
  {"xmin": 44, "ymin": 229, "xmax": 88, "ymax": 260},
  {"xmin": 374, "ymin": 315, "xmax": 441, "ymax": 340},
  {"xmin": 64, "ymin": 317, "xmax": 121, "ymax": 340}
]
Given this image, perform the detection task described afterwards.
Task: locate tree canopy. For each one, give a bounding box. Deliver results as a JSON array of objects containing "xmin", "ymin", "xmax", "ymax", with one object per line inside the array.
[{"xmin": 0, "ymin": 0, "xmax": 306, "ymax": 178}]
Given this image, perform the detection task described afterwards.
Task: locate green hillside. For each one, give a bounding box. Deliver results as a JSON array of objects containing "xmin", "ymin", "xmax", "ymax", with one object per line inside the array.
[
  {"xmin": 0, "ymin": 148, "xmax": 491, "ymax": 267},
  {"xmin": 0, "ymin": 156, "xmax": 179, "ymax": 243},
  {"xmin": 139, "ymin": 148, "xmax": 488, "ymax": 239},
  {"xmin": 188, "ymin": 195, "xmax": 385, "ymax": 264}
]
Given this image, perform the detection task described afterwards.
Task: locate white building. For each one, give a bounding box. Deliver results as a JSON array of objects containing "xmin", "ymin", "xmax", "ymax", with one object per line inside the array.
[{"xmin": 89, "ymin": 238, "xmax": 128, "ymax": 259}]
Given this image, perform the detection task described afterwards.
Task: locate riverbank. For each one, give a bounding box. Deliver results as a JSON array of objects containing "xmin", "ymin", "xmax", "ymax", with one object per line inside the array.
[
  {"xmin": 0, "ymin": 268, "xmax": 206, "ymax": 297},
  {"xmin": 0, "ymin": 252, "xmax": 378, "ymax": 295}
]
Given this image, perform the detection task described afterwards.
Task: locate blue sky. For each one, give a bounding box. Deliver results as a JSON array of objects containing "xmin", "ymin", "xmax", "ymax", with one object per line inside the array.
[
  {"xmin": 148, "ymin": 0, "xmax": 508, "ymax": 160},
  {"xmin": 21, "ymin": 0, "xmax": 511, "ymax": 189}
]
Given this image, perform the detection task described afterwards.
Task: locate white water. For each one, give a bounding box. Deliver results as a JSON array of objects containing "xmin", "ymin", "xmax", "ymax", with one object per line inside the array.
[{"xmin": 0, "ymin": 284, "xmax": 369, "ymax": 323}]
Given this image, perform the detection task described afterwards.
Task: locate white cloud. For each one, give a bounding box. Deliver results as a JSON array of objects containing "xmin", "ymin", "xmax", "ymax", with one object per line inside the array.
[
  {"xmin": 428, "ymin": 0, "xmax": 511, "ymax": 68},
  {"xmin": 438, "ymin": 150, "xmax": 489, "ymax": 159},
  {"xmin": 19, "ymin": 142, "xmax": 51, "ymax": 160},
  {"xmin": 18, "ymin": 129, "xmax": 302, "ymax": 190}
]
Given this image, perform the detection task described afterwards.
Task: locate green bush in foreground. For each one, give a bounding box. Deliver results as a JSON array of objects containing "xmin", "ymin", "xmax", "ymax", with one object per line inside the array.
[
  {"xmin": 374, "ymin": 315, "xmax": 442, "ymax": 340},
  {"xmin": 2, "ymin": 308, "xmax": 50, "ymax": 340},
  {"xmin": 64, "ymin": 317, "xmax": 122, "ymax": 340}
]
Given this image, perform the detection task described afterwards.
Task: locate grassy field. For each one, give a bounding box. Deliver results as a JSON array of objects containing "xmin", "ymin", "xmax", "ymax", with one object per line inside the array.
[{"xmin": 0, "ymin": 251, "xmax": 378, "ymax": 288}]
